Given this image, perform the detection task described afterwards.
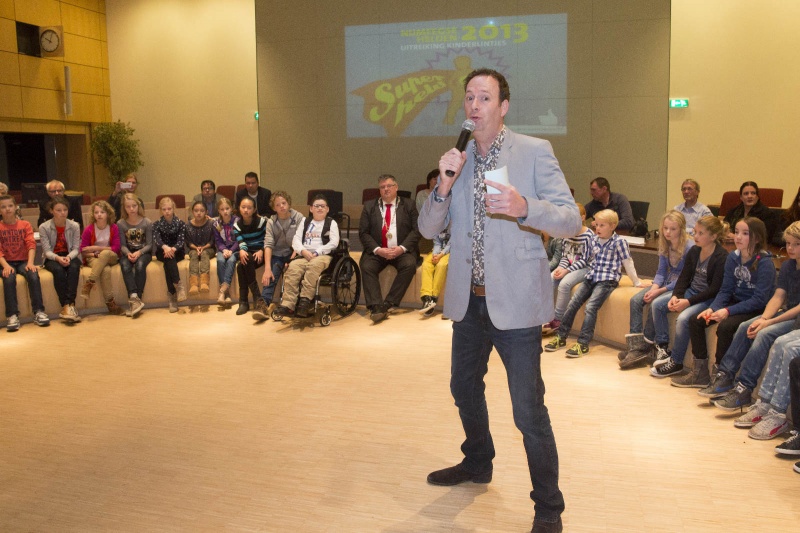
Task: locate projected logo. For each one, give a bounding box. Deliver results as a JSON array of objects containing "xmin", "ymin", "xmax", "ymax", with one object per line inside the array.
[{"xmin": 346, "ymin": 15, "xmax": 567, "ymax": 138}]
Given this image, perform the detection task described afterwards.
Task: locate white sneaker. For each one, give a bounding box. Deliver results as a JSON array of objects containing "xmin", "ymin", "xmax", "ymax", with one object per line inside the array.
[
  {"xmin": 734, "ymin": 399, "xmax": 771, "ymax": 428},
  {"xmin": 68, "ymin": 305, "xmax": 81, "ymax": 323},
  {"xmin": 129, "ymin": 296, "xmax": 145, "ymax": 317},
  {"xmin": 748, "ymin": 410, "xmax": 790, "ymax": 440},
  {"xmin": 33, "ymin": 310, "xmax": 50, "ymax": 327},
  {"xmin": 6, "ymin": 314, "xmax": 20, "ymax": 332},
  {"xmin": 419, "ymin": 298, "xmax": 437, "ymax": 315}
]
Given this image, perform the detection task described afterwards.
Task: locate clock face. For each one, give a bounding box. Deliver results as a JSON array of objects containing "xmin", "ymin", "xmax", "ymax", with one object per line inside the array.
[{"xmin": 40, "ymin": 29, "xmax": 60, "ymax": 53}]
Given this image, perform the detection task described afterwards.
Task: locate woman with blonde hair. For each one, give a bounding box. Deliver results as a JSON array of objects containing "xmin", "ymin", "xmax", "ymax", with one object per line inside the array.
[{"xmin": 619, "ymin": 210, "xmax": 693, "ymax": 368}]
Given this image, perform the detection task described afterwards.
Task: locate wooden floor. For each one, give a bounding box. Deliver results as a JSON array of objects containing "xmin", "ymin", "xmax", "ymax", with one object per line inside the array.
[{"xmin": 1, "ymin": 305, "xmax": 798, "ymax": 532}]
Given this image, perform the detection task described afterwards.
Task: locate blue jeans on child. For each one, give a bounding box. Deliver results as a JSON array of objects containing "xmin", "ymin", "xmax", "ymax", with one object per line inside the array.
[
  {"xmin": 719, "ymin": 313, "xmax": 795, "ymax": 390},
  {"xmin": 650, "ymin": 288, "xmax": 711, "ymax": 363},
  {"xmin": 757, "ymin": 330, "xmax": 800, "ymax": 412},
  {"xmin": 2, "ymin": 261, "xmax": 44, "ymax": 316},
  {"xmin": 216, "ymin": 251, "xmax": 238, "ymax": 285},
  {"xmin": 119, "ymin": 253, "xmax": 152, "ymax": 297},
  {"xmin": 557, "ymin": 279, "xmax": 618, "ymax": 345},
  {"xmin": 629, "ymin": 287, "xmax": 672, "ymax": 342},
  {"xmin": 552, "ymin": 267, "xmax": 587, "ymax": 321},
  {"xmin": 262, "ymin": 253, "xmax": 291, "ymax": 303}
]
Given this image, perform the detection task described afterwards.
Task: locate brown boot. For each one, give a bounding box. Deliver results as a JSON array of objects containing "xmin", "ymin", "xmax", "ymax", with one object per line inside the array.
[
  {"xmin": 217, "ymin": 283, "xmax": 228, "ymax": 305},
  {"xmin": 188, "ymin": 274, "xmax": 200, "ymax": 295},
  {"xmin": 106, "ymin": 299, "xmax": 125, "ymax": 315},
  {"xmin": 199, "ymin": 272, "xmax": 210, "ymax": 293},
  {"xmin": 252, "ymin": 299, "xmax": 270, "ymax": 321},
  {"xmin": 80, "ymin": 279, "xmax": 95, "ymax": 300}
]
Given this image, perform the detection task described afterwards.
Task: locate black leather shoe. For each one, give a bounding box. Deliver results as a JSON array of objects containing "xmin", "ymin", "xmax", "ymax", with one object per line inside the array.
[
  {"xmin": 426, "ymin": 465, "xmax": 492, "ymax": 486},
  {"xmin": 235, "ymin": 301, "xmax": 250, "ymax": 315},
  {"xmin": 531, "ymin": 517, "xmax": 563, "ymax": 533},
  {"xmin": 369, "ymin": 303, "xmax": 388, "ymax": 323},
  {"xmin": 295, "ymin": 297, "xmax": 311, "ymax": 318}
]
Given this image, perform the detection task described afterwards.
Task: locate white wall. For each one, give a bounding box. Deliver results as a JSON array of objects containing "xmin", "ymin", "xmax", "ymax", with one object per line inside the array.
[
  {"xmin": 668, "ymin": 0, "xmax": 800, "ymax": 209},
  {"xmin": 105, "ymin": 0, "xmax": 259, "ymax": 202}
]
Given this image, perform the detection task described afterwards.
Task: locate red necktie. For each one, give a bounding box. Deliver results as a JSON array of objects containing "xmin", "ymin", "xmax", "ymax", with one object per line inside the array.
[{"xmin": 381, "ymin": 203, "xmax": 392, "ymax": 248}]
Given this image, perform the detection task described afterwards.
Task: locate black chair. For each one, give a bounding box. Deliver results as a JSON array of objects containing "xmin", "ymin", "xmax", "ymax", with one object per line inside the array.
[
  {"xmin": 397, "ymin": 190, "xmax": 412, "ymax": 199},
  {"xmin": 630, "ymin": 201, "xmax": 649, "ymax": 221}
]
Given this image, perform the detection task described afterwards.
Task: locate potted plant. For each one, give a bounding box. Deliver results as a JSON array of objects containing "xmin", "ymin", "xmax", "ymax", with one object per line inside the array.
[{"xmin": 90, "ymin": 120, "xmax": 144, "ymax": 187}]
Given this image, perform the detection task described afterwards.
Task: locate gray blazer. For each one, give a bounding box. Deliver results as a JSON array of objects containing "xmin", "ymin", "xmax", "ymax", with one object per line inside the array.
[
  {"xmin": 418, "ymin": 129, "xmax": 580, "ymax": 330},
  {"xmin": 38, "ymin": 218, "xmax": 82, "ymax": 262}
]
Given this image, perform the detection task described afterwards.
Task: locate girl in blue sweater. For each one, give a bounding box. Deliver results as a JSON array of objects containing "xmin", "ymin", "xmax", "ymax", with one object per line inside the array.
[
  {"xmin": 619, "ymin": 210, "xmax": 694, "ymax": 368},
  {"xmin": 687, "ymin": 217, "xmax": 776, "ymax": 372}
]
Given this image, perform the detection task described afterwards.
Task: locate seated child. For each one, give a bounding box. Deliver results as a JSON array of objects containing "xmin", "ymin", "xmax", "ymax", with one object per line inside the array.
[
  {"xmin": 117, "ymin": 193, "xmax": 152, "ymax": 317},
  {"xmin": 233, "ymin": 197, "xmax": 267, "ymax": 315},
  {"xmin": 275, "ymin": 195, "xmax": 339, "ymax": 318},
  {"xmin": 690, "ymin": 217, "xmax": 776, "ymax": 397},
  {"xmin": 80, "ymin": 200, "xmax": 124, "ymax": 315},
  {"xmin": 213, "ymin": 197, "xmax": 239, "ymax": 307},
  {"xmin": 185, "ymin": 201, "xmax": 215, "ymax": 295},
  {"xmin": 545, "ymin": 209, "xmax": 643, "ymax": 357},
  {"xmin": 153, "ymin": 196, "xmax": 187, "ymax": 312},
  {"xmin": 773, "ymin": 355, "xmax": 800, "ymax": 471},
  {"xmin": 0, "ymin": 194, "xmax": 49, "ymax": 330},
  {"xmin": 419, "ymin": 221, "xmax": 450, "ymax": 317},
  {"xmin": 704, "ymin": 221, "xmax": 799, "ymax": 411},
  {"xmin": 40, "ymin": 197, "xmax": 83, "ymax": 323},
  {"xmin": 544, "ymin": 202, "xmax": 592, "ymax": 334},
  {"xmin": 619, "ymin": 210, "xmax": 693, "ymax": 369}
]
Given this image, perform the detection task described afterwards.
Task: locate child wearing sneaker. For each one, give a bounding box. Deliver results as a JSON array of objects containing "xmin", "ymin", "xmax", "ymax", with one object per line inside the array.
[
  {"xmin": 213, "ymin": 197, "xmax": 239, "ymax": 307},
  {"xmin": 80, "ymin": 200, "xmax": 124, "ymax": 315},
  {"xmin": 275, "ymin": 195, "xmax": 339, "ymax": 318},
  {"xmin": 419, "ymin": 221, "xmax": 451, "ymax": 317},
  {"xmin": 545, "ymin": 209, "xmax": 643, "ymax": 357},
  {"xmin": 704, "ymin": 221, "xmax": 800, "ymax": 412},
  {"xmin": 0, "ymin": 194, "xmax": 50, "ymax": 330},
  {"xmin": 774, "ymin": 355, "xmax": 800, "ymax": 471},
  {"xmin": 544, "ymin": 203, "xmax": 593, "ymax": 334},
  {"xmin": 735, "ymin": 328, "xmax": 800, "ymax": 440},
  {"xmin": 185, "ymin": 201, "xmax": 215, "ymax": 296},
  {"xmin": 153, "ymin": 196, "xmax": 187, "ymax": 312},
  {"xmin": 117, "ymin": 193, "xmax": 152, "ymax": 318},
  {"xmin": 689, "ymin": 217, "xmax": 776, "ymax": 400},
  {"xmin": 40, "ymin": 197, "xmax": 83, "ymax": 323},
  {"xmin": 645, "ymin": 216, "xmax": 728, "ymax": 381},
  {"xmin": 257, "ymin": 191, "xmax": 302, "ymax": 320},
  {"xmin": 620, "ymin": 210, "xmax": 693, "ymax": 369}
]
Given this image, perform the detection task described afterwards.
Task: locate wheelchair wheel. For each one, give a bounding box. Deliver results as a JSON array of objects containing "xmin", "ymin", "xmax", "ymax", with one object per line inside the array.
[
  {"xmin": 320, "ymin": 311, "xmax": 332, "ymax": 327},
  {"xmin": 331, "ymin": 255, "xmax": 361, "ymax": 317}
]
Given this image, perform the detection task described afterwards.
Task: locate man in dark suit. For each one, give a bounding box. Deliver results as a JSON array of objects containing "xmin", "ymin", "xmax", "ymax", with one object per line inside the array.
[
  {"xmin": 38, "ymin": 180, "xmax": 84, "ymax": 230},
  {"xmin": 235, "ymin": 172, "xmax": 274, "ymax": 218},
  {"xmin": 358, "ymin": 174, "xmax": 420, "ymax": 322}
]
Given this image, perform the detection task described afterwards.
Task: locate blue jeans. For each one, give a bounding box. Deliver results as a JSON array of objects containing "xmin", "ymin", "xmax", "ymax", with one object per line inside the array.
[
  {"xmin": 451, "ymin": 293, "xmax": 564, "ymax": 521},
  {"xmin": 552, "ymin": 267, "xmax": 587, "ymax": 321},
  {"xmin": 720, "ymin": 314, "xmax": 796, "ymax": 390},
  {"xmin": 44, "ymin": 256, "xmax": 82, "ymax": 305},
  {"xmin": 262, "ymin": 253, "xmax": 290, "ymax": 303},
  {"xmin": 758, "ymin": 330, "xmax": 800, "ymax": 412},
  {"xmin": 2, "ymin": 261, "xmax": 44, "ymax": 316},
  {"xmin": 119, "ymin": 253, "xmax": 151, "ymax": 297},
  {"xmin": 557, "ymin": 279, "xmax": 618, "ymax": 345},
  {"xmin": 216, "ymin": 251, "xmax": 238, "ymax": 285},
  {"xmin": 629, "ymin": 287, "xmax": 671, "ymax": 341},
  {"xmin": 651, "ymin": 288, "xmax": 710, "ymax": 363}
]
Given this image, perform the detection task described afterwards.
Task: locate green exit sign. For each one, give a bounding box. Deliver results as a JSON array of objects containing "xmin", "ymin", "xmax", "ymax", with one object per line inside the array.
[{"xmin": 670, "ymin": 99, "xmax": 689, "ymax": 108}]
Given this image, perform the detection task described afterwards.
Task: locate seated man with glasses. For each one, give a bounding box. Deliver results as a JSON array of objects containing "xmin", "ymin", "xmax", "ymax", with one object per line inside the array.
[
  {"xmin": 358, "ymin": 174, "xmax": 420, "ymax": 323},
  {"xmin": 274, "ymin": 194, "xmax": 339, "ymax": 318},
  {"xmin": 37, "ymin": 179, "xmax": 84, "ymax": 230},
  {"xmin": 192, "ymin": 179, "xmax": 224, "ymax": 218}
]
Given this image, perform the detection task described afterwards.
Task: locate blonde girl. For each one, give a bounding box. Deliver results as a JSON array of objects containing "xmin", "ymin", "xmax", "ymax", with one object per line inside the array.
[
  {"xmin": 79, "ymin": 200, "xmax": 124, "ymax": 314},
  {"xmin": 620, "ymin": 210, "xmax": 693, "ymax": 368},
  {"xmin": 117, "ymin": 193, "xmax": 152, "ymax": 317},
  {"xmin": 152, "ymin": 196, "xmax": 187, "ymax": 312},
  {"xmin": 212, "ymin": 197, "xmax": 239, "ymax": 305}
]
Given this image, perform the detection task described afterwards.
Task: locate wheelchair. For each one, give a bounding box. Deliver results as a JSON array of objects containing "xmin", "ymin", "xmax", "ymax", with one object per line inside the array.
[{"xmin": 270, "ymin": 238, "xmax": 361, "ymax": 326}]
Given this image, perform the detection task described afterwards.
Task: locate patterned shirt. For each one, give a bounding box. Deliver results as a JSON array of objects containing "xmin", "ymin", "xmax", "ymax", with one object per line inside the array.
[
  {"xmin": 153, "ymin": 216, "xmax": 186, "ymax": 249},
  {"xmin": 584, "ymin": 233, "xmax": 631, "ymax": 283},
  {"xmin": 557, "ymin": 228, "xmax": 594, "ymax": 271},
  {"xmin": 185, "ymin": 219, "xmax": 214, "ymax": 249},
  {"xmin": 471, "ymin": 126, "xmax": 506, "ymax": 285}
]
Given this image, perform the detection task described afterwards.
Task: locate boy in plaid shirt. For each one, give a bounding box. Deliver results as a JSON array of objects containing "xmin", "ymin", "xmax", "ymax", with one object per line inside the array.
[{"xmin": 545, "ymin": 209, "xmax": 644, "ymax": 357}]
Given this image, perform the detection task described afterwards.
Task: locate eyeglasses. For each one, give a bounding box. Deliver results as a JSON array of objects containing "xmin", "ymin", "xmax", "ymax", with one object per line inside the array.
[
  {"xmin": 379, "ymin": 184, "xmax": 397, "ymax": 191},
  {"xmin": 312, "ymin": 204, "xmax": 328, "ymax": 209},
  {"xmin": 202, "ymin": 186, "xmax": 214, "ymax": 191},
  {"xmin": 49, "ymin": 189, "xmax": 65, "ymax": 194}
]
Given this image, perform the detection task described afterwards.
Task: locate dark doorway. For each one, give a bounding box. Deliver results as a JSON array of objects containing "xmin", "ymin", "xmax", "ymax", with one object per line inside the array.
[{"xmin": 2, "ymin": 133, "xmax": 47, "ymax": 189}]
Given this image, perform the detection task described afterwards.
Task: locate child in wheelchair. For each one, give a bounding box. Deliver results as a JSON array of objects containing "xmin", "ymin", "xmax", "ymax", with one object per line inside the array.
[{"xmin": 274, "ymin": 194, "xmax": 340, "ymax": 318}]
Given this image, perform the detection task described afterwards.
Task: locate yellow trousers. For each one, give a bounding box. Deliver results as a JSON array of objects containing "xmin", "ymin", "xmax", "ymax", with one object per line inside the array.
[{"xmin": 420, "ymin": 253, "xmax": 449, "ymax": 298}]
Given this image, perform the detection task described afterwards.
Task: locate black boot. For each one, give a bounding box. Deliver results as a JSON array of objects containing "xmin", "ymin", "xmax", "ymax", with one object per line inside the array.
[
  {"xmin": 295, "ymin": 297, "xmax": 312, "ymax": 318},
  {"xmin": 236, "ymin": 301, "xmax": 250, "ymax": 315}
]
